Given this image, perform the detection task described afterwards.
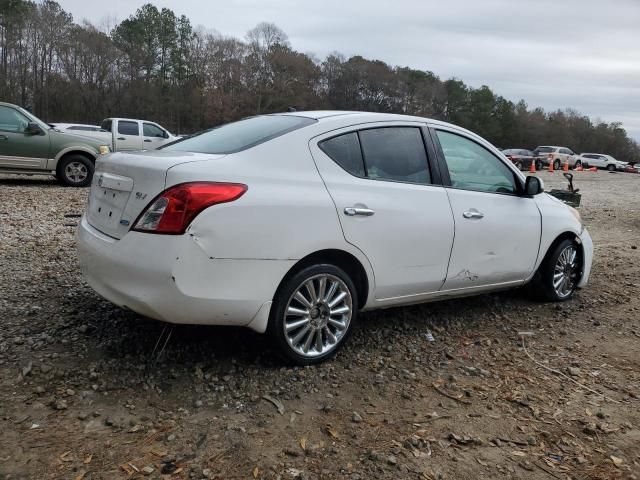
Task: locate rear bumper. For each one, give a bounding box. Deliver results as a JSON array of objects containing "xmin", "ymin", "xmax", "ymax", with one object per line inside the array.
[
  {"xmin": 577, "ymin": 228, "xmax": 593, "ymax": 288},
  {"xmin": 77, "ymin": 215, "xmax": 294, "ymax": 330}
]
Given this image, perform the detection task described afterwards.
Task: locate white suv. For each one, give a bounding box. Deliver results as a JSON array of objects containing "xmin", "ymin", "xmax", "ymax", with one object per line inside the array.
[
  {"xmin": 77, "ymin": 111, "xmax": 593, "ymax": 364},
  {"xmin": 577, "ymin": 153, "xmax": 628, "ymax": 171},
  {"xmin": 533, "ymin": 146, "xmax": 579, "ymax": 169}
]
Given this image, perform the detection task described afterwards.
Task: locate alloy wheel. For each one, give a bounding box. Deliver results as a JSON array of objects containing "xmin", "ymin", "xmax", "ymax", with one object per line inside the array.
[
  {"xmin": 65, "ymin": 161, "xmax": 88, "ymax": 184},
  {"xmin": 553, "ymin": 244, "xmax": 578, "ymax": 298},
  {"xmin": 283, "ymin": 273, "xmax": 353, "ymax": 358}
]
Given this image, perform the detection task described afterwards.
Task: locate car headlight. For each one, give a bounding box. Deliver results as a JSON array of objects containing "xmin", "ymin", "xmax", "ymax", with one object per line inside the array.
[{"xmin": 98, "ymin": 145, "xmax": 110, "ymax": 155}]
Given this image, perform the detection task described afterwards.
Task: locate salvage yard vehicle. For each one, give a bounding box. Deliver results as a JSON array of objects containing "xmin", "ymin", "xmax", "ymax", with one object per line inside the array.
[
  {"xmin": 501, "ymin": 148, "xmax": 540, "ymax": 170},
  {"xmin": 50, "ymin": 123, "xmax": 112, "ymax": 145},
  {"xmin": 576, "ymin": 153, "xmax": 628, "ymax": 171},
  {"xmin": 0, "ymin": 102, "xmax": 110, "ymax": 186},
  {"xmin": 98, "ymin": 118, "xmax": 178, "ymax": 151},
  {"xmin": 77, "ymin": 111, "xmax": 594, "ymax": 364},
  {"xmin": 533, "ymin": 146, "xmax": 579, "ymax": 169}
]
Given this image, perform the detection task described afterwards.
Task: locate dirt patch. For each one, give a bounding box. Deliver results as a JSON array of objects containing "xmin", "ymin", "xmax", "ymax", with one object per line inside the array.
[{"xmin": 1, "ymin": 171, "xmax": 639, "ymax": 479}]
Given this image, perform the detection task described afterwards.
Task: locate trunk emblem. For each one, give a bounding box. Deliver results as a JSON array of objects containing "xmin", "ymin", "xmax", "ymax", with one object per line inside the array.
[
  {"xmin": 135, "ymin": 192, "xmax": 147, "ymax": 200},
  {"xmin": 120, "ymin": 219, "xmax": 130, "ymax": 226}
]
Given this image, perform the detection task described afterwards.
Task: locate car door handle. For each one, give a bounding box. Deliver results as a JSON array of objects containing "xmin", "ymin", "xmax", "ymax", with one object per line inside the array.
[
  {"xmin": 463, "ymin": 209, "xmax": 484, "ymax": 219},
  {"xmin": 144, "ymin": 139, "xmax": 152, "ymax": 142},
  {"xmin": 117, "ymin": 137, "xmax": 125, "ymax": 140},
  {"xmin": 344, "ymin": 207, "xmax": 375, "ymax": 217},
  {"xmin": 0, "ymin": 135, "xmax": 8, "ymax": 141}
]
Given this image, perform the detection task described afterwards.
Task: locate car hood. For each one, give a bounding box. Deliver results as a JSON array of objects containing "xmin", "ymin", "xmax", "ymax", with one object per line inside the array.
[{"xmin": 49, "ymin": 129, "xmax": 106, "ymax": 148}]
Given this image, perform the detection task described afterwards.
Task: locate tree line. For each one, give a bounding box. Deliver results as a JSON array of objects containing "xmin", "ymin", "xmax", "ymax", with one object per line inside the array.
[{"xmin": 1, "ymin": 0, "xmax": 638, "ymax": 162}]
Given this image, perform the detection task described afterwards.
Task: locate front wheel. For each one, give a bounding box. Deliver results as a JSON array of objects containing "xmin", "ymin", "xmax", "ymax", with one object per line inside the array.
[
  {"xmin": 515, "ymin": 161, "xmax": 524, "ymax": 170},
  {"xmin": 553, "ymin": 159, "xmax": 561, "ymax": 170},
  {"xmin": 607, "ymin": 164, "xmax": 616, "ymax": 171},
  {"xmin": 530, "ymin": 239, "xmax": 581, "ymax": 302},
  {"xmin": 269, "ymin": 264, "xmax": 357, "ymax": 365},
  {"xmin": 57, "ymin": 154, "xmax": 94, "ymax": 187},
  {"xmin": 574, "ymin": 160, "xmax": 582, "ymax": 168}
]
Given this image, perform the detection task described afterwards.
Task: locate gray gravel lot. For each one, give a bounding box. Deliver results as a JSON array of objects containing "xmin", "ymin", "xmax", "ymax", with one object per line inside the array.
[{"xmin": 1, "ymin": 171, "xmax": 639, "ymax": 479}]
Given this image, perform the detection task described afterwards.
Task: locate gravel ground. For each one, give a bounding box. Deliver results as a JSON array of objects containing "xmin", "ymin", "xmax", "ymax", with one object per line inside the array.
[{"xmin": 1, "ymin": 171, "xmax": 639, "ymax": 480}]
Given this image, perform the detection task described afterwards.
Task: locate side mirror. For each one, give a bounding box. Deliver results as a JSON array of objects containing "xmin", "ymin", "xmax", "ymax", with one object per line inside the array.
[
  {"xmin": 25, "ymin": 122, "xmax": 43, "ymax": 135},
  {"xmin": 525, "ymin": 176, "xmax": 544, "ymax": 196},
  {"xmin": 163, "ymin": 131, "xmax": 169, "ymax": 139}
]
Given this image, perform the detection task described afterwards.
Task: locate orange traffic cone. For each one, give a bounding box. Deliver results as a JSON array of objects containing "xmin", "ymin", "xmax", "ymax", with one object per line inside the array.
[
  {"xmin": 589, "ymin": 166, "xmax": 597, "ymax": 172},
  {"xmin": 548, "ymin": 160, "xmax": 554, "ymax": 172},
  {"xmin": 575, "ymin": 164, "xmax": 584, "ymax": 171},
  {"xmin": 563, "ymin": 160, "xmax": 569, "ymax": 172},
  {"xmin": 529, "ymin": 160, "xmax": 536, "ymax": 173}
]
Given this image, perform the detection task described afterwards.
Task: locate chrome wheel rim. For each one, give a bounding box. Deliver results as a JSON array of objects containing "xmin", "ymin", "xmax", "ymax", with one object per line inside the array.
[
  {"xmin": 553, "ymin": 245, "xmax": 579, "ymax": 298},
  {"xmin": 65, "ymin": 161, "xmax": 88, "ymax": 183},
  {"xmin": 283, "ymin": 274, "xmax": 352, "ymax": 358}
]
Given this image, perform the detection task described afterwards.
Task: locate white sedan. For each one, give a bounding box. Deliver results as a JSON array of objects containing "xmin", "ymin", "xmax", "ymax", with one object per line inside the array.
[{"xmin": 77, "ymin": 111, "xmax": 593, "ymax": 364}]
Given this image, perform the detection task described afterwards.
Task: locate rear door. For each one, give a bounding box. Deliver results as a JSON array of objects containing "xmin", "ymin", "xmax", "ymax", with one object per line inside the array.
[
  {"xmin": 115, "ymin": 120, "xmax": 143, "ymax": 151},
  {"xmin": 431, "ymin": 127, "xmax": 541, "ymax": 290},
  {"xmin": 309, "ymin": 123, "xmax": 455, "ymax": 300},
  {"xmin": 0, "ymin": 105, "xmax": 49, "ymax": 170}
]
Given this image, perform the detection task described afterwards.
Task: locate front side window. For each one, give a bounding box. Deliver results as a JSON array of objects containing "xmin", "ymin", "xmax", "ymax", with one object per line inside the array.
[
  {"xmin": 0, "ymin": 106, "xmax": 29, "ymax": 133},
  {"xmin": 319, "ymin": 132, "xmax": 365, "ymax": 177},
  {"xmin": 359, "ymin": 127, "xmax": 431, "ymax": 184},
  {"xmin": 436, "ymin": 130, "xmax": 517, "ymax": 194},
  {"xmin": 101, "ymin": 120, "xmax": 112, "ymax": 132},
  {"xmin": 143, "ymin": 123, "xmax": 165, "ymax": 138},
  {"xmin": 162, "ymin": 115, "xmax": 316, "ymax": 154},
  {"xmin": 118, "ymin": 121, "xmax": 139, "ymax": 136}
]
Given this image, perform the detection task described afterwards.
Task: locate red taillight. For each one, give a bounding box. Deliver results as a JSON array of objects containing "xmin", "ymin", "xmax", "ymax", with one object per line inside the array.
[{"xmin": 132, "ymin": 182, "xmax": 247, "ymax": 234}]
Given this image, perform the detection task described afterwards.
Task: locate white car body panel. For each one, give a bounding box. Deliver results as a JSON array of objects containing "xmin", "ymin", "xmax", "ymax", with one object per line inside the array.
[{"xmin": 77, "ymin": 111, "xmax": 594, "ymax": 335}]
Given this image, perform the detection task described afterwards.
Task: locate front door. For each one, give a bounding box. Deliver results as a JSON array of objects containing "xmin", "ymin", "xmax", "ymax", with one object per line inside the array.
[
  {"xmin": 0, "ymin": 105, "xmax": 49, "ymax": 169},
  {"xmin": 142, "ymin": 122, "xmax": 168, "ymax": 149},
  {"xmin": 432, "ymin": 127, "xmax": 541, "ymax": 291},
  {"xmin": 310, "ymin": 123, "xmax": 455, "ymax": 300}
]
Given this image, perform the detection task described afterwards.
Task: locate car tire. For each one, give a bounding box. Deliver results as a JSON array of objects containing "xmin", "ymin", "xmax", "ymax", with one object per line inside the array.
[
  {"xmin": 529, "ymin": 238, "xmax": 581, "ymax": 302},
  {"xmin": 57, "ymin": 154, "xmax": 94, "ymax": 187},
  {"xmin": 515, "ymin": 161, "xmax": 523, "ymax": 170},
  {"xmin": 607, "ymin": 164, "xmax": 616, "ymax": 172},
  {"xmin": 268, "ymin": 264, "xmax": 358, "ymax": 365},
  {"xmin": 535, "ymin": 160, "xmax": 542, "ymax": 170},
  {"xmin": 553, "ymin": 159, "xmax": 561, "ymax": 170},
  {"xmin": 574, "ymin": 160, "xmax": 582, "ymax": 168}
]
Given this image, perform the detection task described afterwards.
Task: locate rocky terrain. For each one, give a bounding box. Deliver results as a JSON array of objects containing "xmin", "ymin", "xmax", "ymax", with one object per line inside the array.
[{"xmin": 1, "ymin": 171, "xmax": 639, "ymax": 479}]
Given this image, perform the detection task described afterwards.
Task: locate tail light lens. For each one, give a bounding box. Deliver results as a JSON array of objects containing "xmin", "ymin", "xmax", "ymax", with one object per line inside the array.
[{"xmin": 132, "ymin": 182, "xmax": 247, "ymax": 234}]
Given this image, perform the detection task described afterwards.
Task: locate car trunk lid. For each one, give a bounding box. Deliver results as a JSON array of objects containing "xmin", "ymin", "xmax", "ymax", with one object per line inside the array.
[{"xmin": 86, "ymin": 150, "xmax": 225, "ymax": 239}]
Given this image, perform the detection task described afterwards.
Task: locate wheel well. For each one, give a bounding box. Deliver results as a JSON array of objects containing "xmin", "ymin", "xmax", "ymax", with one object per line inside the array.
[
  {"xmin": 278, "ymin": 249, "xmax": 370, "ymax": 309},
  {"xmin": 542, "ymin": 232, "xmax": 584, "ymax": 274}
]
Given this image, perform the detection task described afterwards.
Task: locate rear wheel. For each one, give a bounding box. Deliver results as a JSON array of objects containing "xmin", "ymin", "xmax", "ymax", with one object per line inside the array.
[
  {"xmin": 607, "ymin": 164, "xmax": 616, "ymax": 171},
  {"xmin": 553, "ymin": 159, "xmax": 561, "ymax": 170},
  {"xmin": 530, "ymin": 238, "xmax": 581, "ymax": 302},
  {"xmin": 515, "ymin": 161, "xmax": 524, "ymax": 170},
  {"xmin": 57, "ymin": 154, "xmax": 94, "ymax": 187},
  {"xmin": 574, "ymin": 160, "xmax": 582, "ymax": 168},
  {"xmin": 535, "ymin": 160, "xmax": 542, "ymax": 170},
  {"xmin": 269, "ymin": 264, "xmax": 357, "ymax": 365}
]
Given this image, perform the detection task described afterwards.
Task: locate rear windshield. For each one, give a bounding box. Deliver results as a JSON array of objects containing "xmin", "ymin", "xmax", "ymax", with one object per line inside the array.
[{"xmin": 161, "ymin": 115, "xmax": 317, "ymax": 154}]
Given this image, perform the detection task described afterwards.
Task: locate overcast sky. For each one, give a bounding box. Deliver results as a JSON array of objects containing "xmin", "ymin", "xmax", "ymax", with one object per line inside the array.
[{"xmin": 59, "ymin": 0, "xmax": 640, "ymax": 140}]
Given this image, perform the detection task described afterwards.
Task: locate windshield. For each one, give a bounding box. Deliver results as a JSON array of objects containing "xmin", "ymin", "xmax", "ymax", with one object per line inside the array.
[
  {"xmin": 17, "ymin": 106, "xmax": 51, "ymax": 131},
  {"xmin": 161, "ymin": 115, "xmax": 316, "ymax": 154}
]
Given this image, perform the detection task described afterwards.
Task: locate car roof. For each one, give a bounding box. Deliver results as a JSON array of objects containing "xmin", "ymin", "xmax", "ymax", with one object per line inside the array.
[{"xmin": 53, "ymin": 123, "xmax": 101, "ymax": 128}]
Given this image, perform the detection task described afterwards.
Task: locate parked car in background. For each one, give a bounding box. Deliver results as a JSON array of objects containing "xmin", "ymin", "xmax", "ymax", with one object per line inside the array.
[
  {"xmin": 501, "ymin": 148, "xmax": 540, "ymax": 170},
  {"xmin": 51, "ymin": 123, "xmax": 112, "ymax": 144},
  {"xmin": 576, "ymin": 153, "xmax": 628, "ymax": 171},
  {"xmin": 0, "ymin": 101, "xmax": 110, "ymax": 186},
  {"xmin": 77, "ymin": 111, "xmax": 593, "ymax": 365},
  {"xmin": 98, "ymin": 118, "xmax": 178, "ymax": 151},
  {"xmin": 533, "ymin": 146, "xmax": 580, "ymax": 169}
]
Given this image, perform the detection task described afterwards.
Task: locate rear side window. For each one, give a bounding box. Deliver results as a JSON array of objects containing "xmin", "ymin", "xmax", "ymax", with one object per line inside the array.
[
  {"xmin": 535, "ymin": 147, "xmax": 553, "ymax": 154},
  {"xmin": 118, "ymin": 121, "xmax": 139, "ymax": 136},
  {"xmin": 359, "ymin": 127, "xmax": 430, "ymax": 184},
  {"xmin": 319, "ymin": 133, "xmax": 365, "ymax": 176},
  {"xmin": 162, "ymin": 115, "xmax": 316, "ymax": 154}
]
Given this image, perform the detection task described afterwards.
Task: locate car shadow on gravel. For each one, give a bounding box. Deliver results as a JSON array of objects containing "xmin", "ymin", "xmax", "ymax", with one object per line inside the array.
[
  {"xmin": 0, "ymin": 176, "xmax": 61, "ymax": 187},
  {"xmin": 67, "ymin": 286, "xmax": 535, "ymax": 371}
]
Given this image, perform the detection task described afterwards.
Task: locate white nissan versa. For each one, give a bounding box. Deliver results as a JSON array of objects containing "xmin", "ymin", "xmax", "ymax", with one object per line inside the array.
[{"xmin": 77, "ymin": 111, "xmax": 593, "ymax": 364}]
